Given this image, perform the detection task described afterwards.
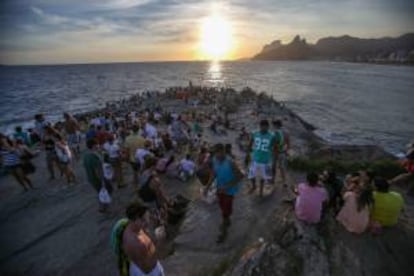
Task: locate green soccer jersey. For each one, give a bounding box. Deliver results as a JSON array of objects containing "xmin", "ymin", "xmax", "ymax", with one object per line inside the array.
[{"xmin": 251, "ymin": 131, "xmax": 275, "ymax": 164}]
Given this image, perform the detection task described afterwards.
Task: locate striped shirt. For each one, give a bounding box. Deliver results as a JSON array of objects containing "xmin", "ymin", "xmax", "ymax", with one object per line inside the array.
[{"xmin": 0, "ymin": 149, "xmax": 20, "ymax": 167}]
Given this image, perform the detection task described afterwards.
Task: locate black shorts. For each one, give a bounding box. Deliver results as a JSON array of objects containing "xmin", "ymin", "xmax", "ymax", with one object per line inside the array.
[
  {"xmin": 109, "ymin": 157, "xmax": 121, "ymax": 166},
  {"xmin": 130, "ymin": 161, "xmax": 140, "ymax": 171}
]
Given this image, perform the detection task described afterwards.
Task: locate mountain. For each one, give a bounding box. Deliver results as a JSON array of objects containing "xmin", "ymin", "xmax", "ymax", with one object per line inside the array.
[
  {"xmin": 253, "ymin": 33, "xmax": 414, "ymax": 63},
  {"xmin": 255, "ymin": 35, "xmax": 315, "ymax": 60}
]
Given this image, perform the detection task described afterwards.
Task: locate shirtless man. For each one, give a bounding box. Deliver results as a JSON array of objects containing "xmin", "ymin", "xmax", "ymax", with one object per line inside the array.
[
  {"xmin": 63, "ymin": 113, "xmax": 80, "ymax": 159},
  {"xmin": 122, "ymin": 202, "xmax": 165, "ymax": 276}
]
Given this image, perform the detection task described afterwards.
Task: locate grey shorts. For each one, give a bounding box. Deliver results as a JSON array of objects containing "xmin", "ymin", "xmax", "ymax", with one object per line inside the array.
[{"xmin": 275, "ymin": 153, "xmax": 287, "ymax": 170}]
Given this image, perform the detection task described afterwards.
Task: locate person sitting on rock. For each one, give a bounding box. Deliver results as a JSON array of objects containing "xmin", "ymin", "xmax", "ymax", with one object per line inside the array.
[
  {"xmin": 178, "ymin": 154, "xmax": 196, "ymax": 181},
  {"xmin": 135, "ymin": 140, "xmax": 154, "ymax": 172},
  {"xmin": 371, "ymin": 178, "xmax": 404, "ymax": 228},
  {"xmin": 295, "ymin": 172, "xmax": 328, "ymax": 224},
  {"xmin": 390, "ymin": 144, "xmax": 414, "ymax": 196},
  {"xmin": 321, "ymin": 170, "xmax": 343, "ymax": 213},
  {"xmin": 336, "ymin": 181, "xmax": 373, "ymax": 234}
]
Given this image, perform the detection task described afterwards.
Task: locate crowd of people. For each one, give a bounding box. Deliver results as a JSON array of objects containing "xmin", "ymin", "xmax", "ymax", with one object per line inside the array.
[{"xmin": 1, "ymin": 86, "xmax": 412, "ymax": 276}]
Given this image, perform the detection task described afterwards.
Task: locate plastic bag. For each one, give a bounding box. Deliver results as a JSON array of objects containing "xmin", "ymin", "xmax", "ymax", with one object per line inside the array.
[
  {"xmin": 155, "ymin": 225, "xmax": 166, "ymax": 241},
  {"xmin": 200, "ymin": 181, "xmax": 217, "ymax": 204},
  {"xmin": 99, "ymin": 186, "xmax": 112, "ymax": 204}
]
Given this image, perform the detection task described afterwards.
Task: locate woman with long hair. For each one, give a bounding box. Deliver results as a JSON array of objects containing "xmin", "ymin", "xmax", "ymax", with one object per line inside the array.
[{"xmin": 336, "ymin": 180, "xmax": 374, "ymax": 234}]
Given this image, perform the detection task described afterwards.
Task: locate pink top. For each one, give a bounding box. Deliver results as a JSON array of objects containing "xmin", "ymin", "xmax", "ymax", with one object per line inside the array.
[
  {"xmin": 336, "ymin": 191, "xmax": 370, "ymax": 233},
  {"xmin": 295, "ymin": 183, "xmax": 328, "ymax": 224}
]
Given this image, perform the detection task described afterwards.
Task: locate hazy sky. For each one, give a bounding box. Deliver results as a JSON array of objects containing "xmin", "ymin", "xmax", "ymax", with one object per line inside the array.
[{"xmin": 1, "ymin": 0, "xmax": 413, "ymax": 65}]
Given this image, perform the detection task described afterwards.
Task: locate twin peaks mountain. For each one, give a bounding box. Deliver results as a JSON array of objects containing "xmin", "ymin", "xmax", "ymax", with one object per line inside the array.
[{"xmin": 253, "ymin": 33, "xmax": 414, "ymax": 63}]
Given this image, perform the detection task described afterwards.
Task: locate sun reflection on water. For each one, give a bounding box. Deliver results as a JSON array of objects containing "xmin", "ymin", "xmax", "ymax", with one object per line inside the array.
[{"xmin": 207, "ymin": 60, "xmax": 223, "ymax": 84}]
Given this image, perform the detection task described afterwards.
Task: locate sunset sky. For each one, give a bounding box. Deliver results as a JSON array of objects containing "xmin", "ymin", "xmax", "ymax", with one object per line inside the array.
[{"xmin": 1, "ymin": 0, "xmax": 413, "ymax": 65}]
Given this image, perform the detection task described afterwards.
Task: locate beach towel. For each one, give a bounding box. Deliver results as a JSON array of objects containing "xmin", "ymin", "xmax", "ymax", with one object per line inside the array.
[{"xmin": 110, "ymin": 218, "xmax": 130, "ymax": 276}]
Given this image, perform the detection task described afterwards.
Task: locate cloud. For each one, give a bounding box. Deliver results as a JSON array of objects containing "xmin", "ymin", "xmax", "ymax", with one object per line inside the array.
[
  {"xmin": 99, "ymin": 0, "xmax": 153, "ymax": 9},
  {"xmin": 1, "ymin": 0, "xmax": 413, "ymax": 64}
]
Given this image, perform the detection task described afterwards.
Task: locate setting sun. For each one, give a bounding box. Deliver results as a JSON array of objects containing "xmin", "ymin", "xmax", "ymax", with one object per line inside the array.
[{"xmin": 199, "ymin": 14, "xmax": 234, "ymax": 60}]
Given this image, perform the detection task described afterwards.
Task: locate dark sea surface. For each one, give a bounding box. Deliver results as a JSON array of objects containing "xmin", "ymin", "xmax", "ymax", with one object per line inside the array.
[{"xmin": 0, "ymin": 61, "xmax": 413, "ymax": 154}]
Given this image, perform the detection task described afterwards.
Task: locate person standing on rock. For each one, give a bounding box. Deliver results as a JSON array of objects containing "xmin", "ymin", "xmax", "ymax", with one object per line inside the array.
[
  {"xmin": 205, "ymin": 143, "xmax": 244, "ymax": 243},
  {"xmin": 247, "ymin": 119, "xmax": 276, "ymax": 197},
  {"xmin": 272, "ymin": 119, "xmax": 290, "ymax": 187},
  {"xmin": 124, "ymin": 124, "xmax": 146, "ymax": 184},
  {"xmin": 63, "ymin": 113, "xmax": 81, "ymax": 160},
  {"xmin": 119, "ymin": 201, "xmax": 165, "ymax": 276},
  {"xmin": 83, "ymin": 138, "xmax": 106, "ymax": 212}
]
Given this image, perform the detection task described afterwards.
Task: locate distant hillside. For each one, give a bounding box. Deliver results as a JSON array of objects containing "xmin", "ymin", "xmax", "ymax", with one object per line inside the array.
[{"xmin": 253, "ymin": 33, "xmax": 414, "ymax": 64}]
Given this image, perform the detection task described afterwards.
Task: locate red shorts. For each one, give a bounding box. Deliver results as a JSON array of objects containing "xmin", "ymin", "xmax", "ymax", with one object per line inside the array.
[{"xmin": 217, "ymin": 193, "xmax": 234, "ymax": 218}]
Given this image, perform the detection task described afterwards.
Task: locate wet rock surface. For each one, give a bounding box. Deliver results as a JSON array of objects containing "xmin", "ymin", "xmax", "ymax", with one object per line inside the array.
[{"xmin": 0, "ymin": 91, "xmax": 412, "ymax": 276}]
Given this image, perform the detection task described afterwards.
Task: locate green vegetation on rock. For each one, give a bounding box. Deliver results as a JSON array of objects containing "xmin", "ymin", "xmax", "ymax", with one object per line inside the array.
[{"xmin": 288, "ymin": 157, "xmax": 405, "ymax": 179}]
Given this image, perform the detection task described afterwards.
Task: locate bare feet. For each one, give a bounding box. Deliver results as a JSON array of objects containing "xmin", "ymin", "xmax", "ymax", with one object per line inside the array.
[{"xmin": 248, "ymin": 185, "xmax": 256, "ymax": 194}]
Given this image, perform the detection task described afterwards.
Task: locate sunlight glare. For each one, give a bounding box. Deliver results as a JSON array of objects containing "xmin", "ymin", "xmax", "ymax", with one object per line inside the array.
[{"xmin": 199, "ymin": 14, "xmax": 234, "ymax": 60}]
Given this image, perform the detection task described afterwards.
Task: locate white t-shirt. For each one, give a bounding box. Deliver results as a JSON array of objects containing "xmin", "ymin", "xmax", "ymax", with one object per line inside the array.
[
  {"xmin": 91, "ymin": 117, "xmax": 102, "ymax": 127},
  {"xmin": 103, "ymin": 142, "xmax": 120, "ymax": 158},
  {"xmin": 145, "ymin": 123, "xmax": 158, "ymax": 139},
  {"xmin": 180, "ymin": 159, "xmax": 196, "ymax": 174},
  {"xmin": 135, "ymin": 148, "xmax": 153, "ymax": 165},
  {"xmin": 154, "ymin": 112, "xmax": 162, "ymax": 121},
  {"xmin": 103, "ymin": 162, "xmax": 114, "ymax": 180}
]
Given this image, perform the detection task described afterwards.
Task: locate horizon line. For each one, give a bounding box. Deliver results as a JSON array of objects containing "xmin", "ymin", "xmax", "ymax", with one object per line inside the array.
[{"xmin": 2, "ymin": 32, "xmax": 412, "ymax": 67}]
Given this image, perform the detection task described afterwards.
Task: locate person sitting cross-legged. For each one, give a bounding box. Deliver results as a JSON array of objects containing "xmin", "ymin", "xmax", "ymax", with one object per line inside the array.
[
  {"xmin": 371, "ymin": 178, "xmax": 404, "ymax": 229},
  {"xmin": 295, "ymin": 172, "xmax": 328, "ymax": 224}
]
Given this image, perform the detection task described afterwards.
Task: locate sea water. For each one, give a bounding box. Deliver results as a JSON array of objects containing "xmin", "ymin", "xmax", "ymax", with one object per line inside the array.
[{"xmin": 0, "ymin": 60, "xmax": 413, "ymax": 154}]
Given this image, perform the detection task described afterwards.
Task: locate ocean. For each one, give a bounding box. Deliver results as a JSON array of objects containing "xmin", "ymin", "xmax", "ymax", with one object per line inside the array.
[{"xmin": 0, "ymin": 60, "xmax": 413, "ymax": 155}]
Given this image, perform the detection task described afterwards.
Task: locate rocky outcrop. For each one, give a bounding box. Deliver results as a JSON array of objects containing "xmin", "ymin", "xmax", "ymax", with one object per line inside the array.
[
  {"xmin": 254, "ymin": 35, "xmax": 315, "ymax": 60},
  {"xmin": 253, "ymin": 33, "xmax": 414, "ymax": 63},
  {"xmin": 228, "ymin": 199, "xmax": 414, "ymax": 276},
  {"xmin": 261, "ymin": 40, "xmax": 282, "ymax": 53}
]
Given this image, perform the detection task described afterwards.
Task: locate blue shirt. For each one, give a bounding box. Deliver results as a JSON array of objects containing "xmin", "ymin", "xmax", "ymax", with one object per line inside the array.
[
  {"xmin": 86, "ymin": 129, "xmax": 96, "ymax": 140},
  {"xmin": 212, "ymin": 157, "xmax": 240, "ymax": 196}
]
